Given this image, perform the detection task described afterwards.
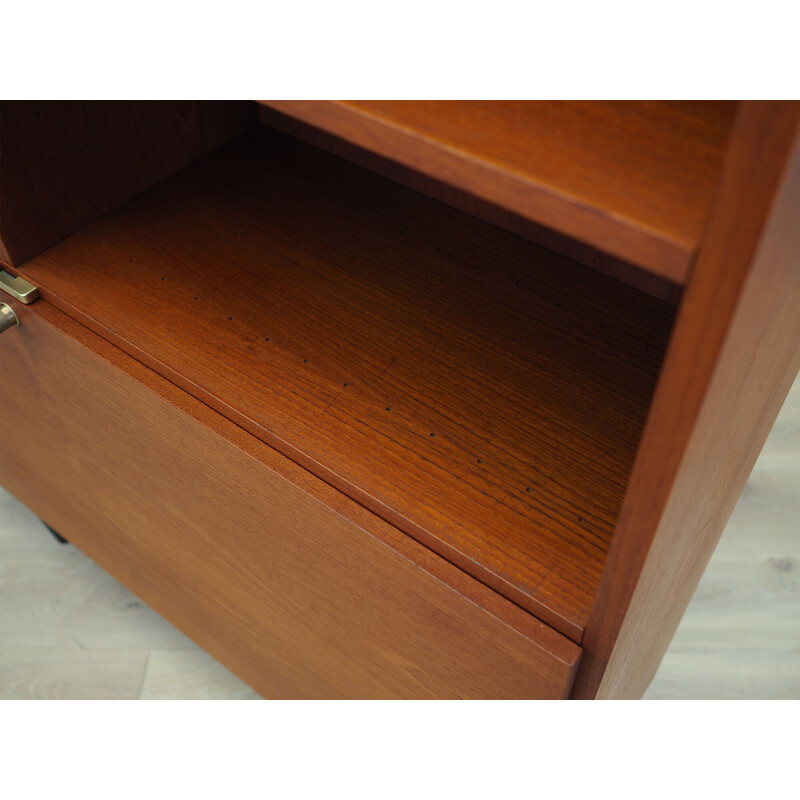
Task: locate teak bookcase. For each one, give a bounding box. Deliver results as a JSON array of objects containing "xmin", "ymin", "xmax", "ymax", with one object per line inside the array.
[{"xmin": 1, "ymin": 101, "xmax": 798, "ymax": 699}]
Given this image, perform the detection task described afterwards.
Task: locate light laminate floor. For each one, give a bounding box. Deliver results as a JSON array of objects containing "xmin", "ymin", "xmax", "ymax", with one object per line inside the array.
[{"xmin": 1, "ymin": 379, "xmax": 798, "ymax": 700}]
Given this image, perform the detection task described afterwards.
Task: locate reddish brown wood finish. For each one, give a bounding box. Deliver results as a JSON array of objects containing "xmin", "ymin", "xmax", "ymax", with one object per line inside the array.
[
  {"xmin": 13, "ymin": 130, "xmax": 676, "ymax": 640},
  {"xmin": 0, "ymin": 299, "xmax": 580, "ymax": 699},
  {"xmin": 573, "ymin": 101, "xmax": 800, "ymax": 699},
  {"xmin": 259, "ymin": 106, "xmax": 683, "ymax": 305},
  {"xmin": 5, "ymin": 101, "xmax": 795, "ymax": 700},
  {"xmin": 261, "ymin": 100, "xmax": 738, "ymax": 282},
  {"xmin": 0, "ymin": 100, "xmax": 254, "ymax": 265}
]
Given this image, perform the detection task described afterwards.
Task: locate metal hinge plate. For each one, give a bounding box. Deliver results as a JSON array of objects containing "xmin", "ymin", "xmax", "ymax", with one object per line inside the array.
[{"xmin": 0, "ymin": 269, "xmax": 40, "ymax": 304}]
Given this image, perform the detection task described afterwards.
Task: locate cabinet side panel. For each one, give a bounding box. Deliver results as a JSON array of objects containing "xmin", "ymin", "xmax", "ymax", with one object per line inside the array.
[
  {"xmin": 0, "ymin": 300, "xmax": 579, "ymax": 699},
  {"xmin": 574, "ymin": 101, "xmax": 800, "ymax": 699}
]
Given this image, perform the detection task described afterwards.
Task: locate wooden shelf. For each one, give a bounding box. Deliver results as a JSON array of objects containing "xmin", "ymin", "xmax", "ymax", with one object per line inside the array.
[
  {"xmin": 16, "ymin": 129, "xmax": 676, "ymax": 639},
  {"xmin": 261, "ymin": 101, "xmax": 739, "ymax": 283}
]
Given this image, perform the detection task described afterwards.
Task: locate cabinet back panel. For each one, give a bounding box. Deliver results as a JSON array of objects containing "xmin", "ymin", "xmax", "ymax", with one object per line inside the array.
[{"xmin": 0, "ymin": 100, "xmax": 255, "ymax": 266}]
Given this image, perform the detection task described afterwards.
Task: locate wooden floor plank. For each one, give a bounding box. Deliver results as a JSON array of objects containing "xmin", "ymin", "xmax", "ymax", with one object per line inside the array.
[
  {"xmin": 644, "ymin": 651, "xmax": 800, "ymax": 700},
  {"xmin": 0, "ymin": 494, "xmax": 196, "ymax": 651},
  {"xmin": 141, "ymin": 650, "xmax": 261, "ymax": 700},
  {"xmin": 644, "ymin": 375, "xmax": 800, "ymax": 698},
  {"xmin": 0, "ymin": 648, "xmax": 149, "ymax": 700}
]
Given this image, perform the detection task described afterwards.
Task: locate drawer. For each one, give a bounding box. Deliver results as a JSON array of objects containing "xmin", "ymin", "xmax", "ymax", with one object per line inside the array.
[{"xmin": 0, "ymin": 298, "xmax": 581, "ymax": 699}]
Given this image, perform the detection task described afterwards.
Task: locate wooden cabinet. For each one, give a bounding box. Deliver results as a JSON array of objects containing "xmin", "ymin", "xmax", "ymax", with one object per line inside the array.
[{"xmin": 1, "ymin": 100, "xmax": 798, "ymax": 698}]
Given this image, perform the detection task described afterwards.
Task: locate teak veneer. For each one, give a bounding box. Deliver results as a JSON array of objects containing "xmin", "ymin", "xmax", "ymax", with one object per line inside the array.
[
  {"xmin": 12, "ymin": 130, "xmax": 675, "ymax": 639},
  {"xmin": 1, "ymin": 301, "xmax": 579, "ymax": 698},
  {"xmin": 0, "ymin": 100, "xmax": 255, "ymax": 265},
  {"xmin": 1, "ymin": 100, "xmax": 798, "ymax": 699},
  {"xmin": 261, "ymin": 101, "xmax": 738, "ymax": 282}
]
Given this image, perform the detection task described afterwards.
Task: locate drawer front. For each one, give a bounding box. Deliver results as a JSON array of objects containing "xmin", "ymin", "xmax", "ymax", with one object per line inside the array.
[{"xmin": 0, "ymin": 299, "xmax": 580, "ymax": 698}]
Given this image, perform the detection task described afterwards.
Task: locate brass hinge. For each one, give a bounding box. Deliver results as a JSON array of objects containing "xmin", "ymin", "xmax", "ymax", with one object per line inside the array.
[{"xmin": 0, "ymin": 269, "xmax": 40, "ymax": 304}]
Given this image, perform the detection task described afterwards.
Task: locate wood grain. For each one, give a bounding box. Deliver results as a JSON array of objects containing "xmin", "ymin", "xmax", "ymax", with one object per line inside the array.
[
  {"xmin": 0, "ymin": 649, "xmax": 148, "ymax": 700},
  {"xmin": 13, "ymin": 130, "xmax": 676, "ymax": 638},
  {"xmin": 0, "ymin": 546, "xmax": 194, "ymax": 650},
  {"xmin": 650, "ymin": 535, "xmax": 799, "ymax": 698},
  {"xmin": 573, "ymin": 101, "xmax": 800, "ymax": 699},
  {"xmin": 652, "ymin": 554, "xmax": 800, "ymax": 653},
  {"xmin": 140, "ymin": 650, "xmax": 262, "ymax": 700},
  {"xmin": 645, "ymin": 377, "xmax": 800, "ymax": 699},
  {"xmin": 645, "ymin": 652, "xmax": 800, "ymax": 700},
  {"xmin": 261, "ymin": 101, "xmax": 738, "ymax": 281},
  {"xmin": 259, "ymin": 106, "xmax": 683, "ymax": 305},
  {"xmin": 0, "ymin": 100, "xmax": 255, "ymax": 266},
  {"xmin": 4, "ymin": 373, "xmax": 797, "ymax": 699},
  {"xmin": 0, "ymin": 299, "xmax": 580, "ymax": 699}
]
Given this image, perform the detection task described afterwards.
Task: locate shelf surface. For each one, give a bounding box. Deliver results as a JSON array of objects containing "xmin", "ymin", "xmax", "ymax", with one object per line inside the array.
[
  {"xmin": 16, "ymin": 130, "xmax": 677, "ymax": 639},
  {"xmin": 262, "ymin": 101, "xmax": 739, "ymax": 283}
]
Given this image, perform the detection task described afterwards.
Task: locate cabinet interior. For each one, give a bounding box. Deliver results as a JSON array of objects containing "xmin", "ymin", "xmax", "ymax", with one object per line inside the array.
[
  {"xmin": 12, "ymin": 119, "xmax": 682, "ymax": 639},
  {"xmin": 261, "ymin": 100, "xmax": 739, "ymax": 283}
]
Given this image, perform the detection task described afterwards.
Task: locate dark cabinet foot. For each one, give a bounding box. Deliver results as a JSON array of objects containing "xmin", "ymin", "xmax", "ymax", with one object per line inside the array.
[{"xmin": 43, "ymin": 522, "xmax": 69, "ymax": 545}]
